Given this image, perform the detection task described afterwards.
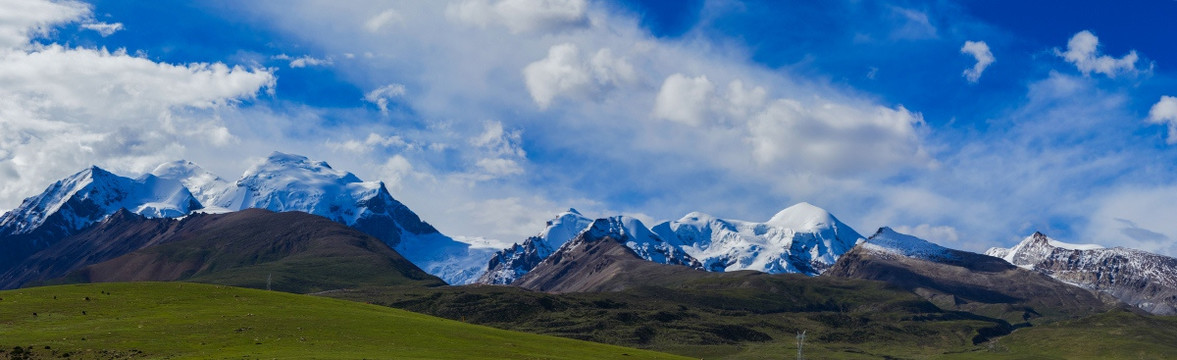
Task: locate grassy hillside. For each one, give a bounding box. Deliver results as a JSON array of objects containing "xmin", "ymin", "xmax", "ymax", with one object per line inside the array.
[
  {"xmin": 0, "ymin": 282, "xmax": 690, "ymax": 360},
  {"xmin": 940, "ymin": 309, "xmax": 1177, "ymax": 359},
  {"xmin": 325, "ymin": 272, "xmax": 1016, "ymax": 359}
]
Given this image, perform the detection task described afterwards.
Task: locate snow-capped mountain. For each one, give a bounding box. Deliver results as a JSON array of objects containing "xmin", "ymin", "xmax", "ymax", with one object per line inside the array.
[
  {"xmin": 0, "ymin": 152, "xmax": 493, "ymax": 285},
  {"xmin": 0, "ymin": 166, "xmax": 201, "ymax": 273},
  {"xmin": 513, "ymin": 216, "xmax": 705, "ymax": 293},
  {"xmin": 585, "ymin": 216, "xmax": 701, "ymax": 268},
  {"xmin": 986, "ymin": 233, "xmax": 1177, "ymax": 315},
  {"xmin": 479, "ymin": 202, "xmax": 864, "ymax": 284},
  {"xmin": 157, "ymin": 152, "xmax": 493, "ymax": 285},
  {"xmin": 858, "ymin": 226, "xmax": 959, "ymax": 263},
  {"xmin": 652, "ymin": 202, "xmax": 864, "ymax": 275},
  {"xmin": 477, "ymin": 209, "xmax": 593, "ymax": 285}
]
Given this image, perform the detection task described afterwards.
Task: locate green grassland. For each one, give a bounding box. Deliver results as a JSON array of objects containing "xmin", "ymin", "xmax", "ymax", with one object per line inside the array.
[
  {"xmin": 324, "ymin": 272, "xmax": 1021, "ymax": 359},
  {"xmin": 939, "ymin": 309, "xmax": 1177, "ymax": 360},
  {"xmin": 0, "ymin": 282, "xmax": 690, "ymax": 360}
]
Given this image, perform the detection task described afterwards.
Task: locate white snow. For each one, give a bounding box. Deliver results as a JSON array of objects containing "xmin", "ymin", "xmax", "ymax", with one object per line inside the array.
[
  {"xmin": 861, "ymin": 227, "xmax": 956, "ymax": 262},
  {"xmin": 0, "ymin": 167, "xmax": 200, "ymax": 235},
  {"xmin": 479, "ymin": 202, "xmax": 865, "ymax": 282},
  {"xmin": 653, "ymin": 203, "xmax": 863, "ymax": 275},
  {"xmin": 1047, "ymin": 239, "xmax": 1105, "ymax": 251}
]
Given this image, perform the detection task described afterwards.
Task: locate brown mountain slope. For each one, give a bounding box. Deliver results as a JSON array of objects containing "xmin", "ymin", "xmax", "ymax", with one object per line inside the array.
[
  {"xmin": 513, "ymin": 228, "xmax": 706, "ymax": 293},
  {"xmin": 824, "ymin": 228, "xmax": 1115, "ymax": 324},
  {"xmin": 44, "ymin": 209, "xmax": 443, "ymax": 292}
]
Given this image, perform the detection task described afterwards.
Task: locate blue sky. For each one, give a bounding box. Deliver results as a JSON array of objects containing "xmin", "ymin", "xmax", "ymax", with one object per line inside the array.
[{"xmin": 3, "ymin": 0, "xmax": 1177, "ymax": 255}]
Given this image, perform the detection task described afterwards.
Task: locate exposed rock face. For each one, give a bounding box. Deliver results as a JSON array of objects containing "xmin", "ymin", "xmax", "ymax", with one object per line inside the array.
[
  {"xmin": 987, "ymin": 232, "xmax": 1177, "ymax": 315},
  {"xmin": 477, "ymin": 209, "xmax": 592, "ymax": 285},
  {"xmin": 513, "ymin": 218, "xmax": 704, "ymax": 293},
  {"xmin": 827, "ymin": 228, "xmax": 1111, "ymax": 322}
]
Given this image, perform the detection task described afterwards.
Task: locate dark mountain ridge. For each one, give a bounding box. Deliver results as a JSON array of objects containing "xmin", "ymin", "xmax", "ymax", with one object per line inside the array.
[{"xmin": 7, "ymin": 209, "xmax": 442, "ymax": 292}]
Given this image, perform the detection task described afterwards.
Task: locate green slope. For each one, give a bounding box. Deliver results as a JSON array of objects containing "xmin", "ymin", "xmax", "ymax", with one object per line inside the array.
[
  {"xmin": 326, "ymin": 272, "xmax": 1015, "ymax": 359},
  {"xmin": 0, "ymin": 282, "xmax": 690, "ymax": 360},
  {"xmin": 939, "ymin": 309, "xmax": 1177, "ymax": 359}
]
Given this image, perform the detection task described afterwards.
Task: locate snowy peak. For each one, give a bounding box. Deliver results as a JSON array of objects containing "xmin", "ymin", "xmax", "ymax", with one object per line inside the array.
[
  {"xmin": 766, "ymin": 202, "xmax": 836, "ymax": 231},
  {"xmin": 151, "ymin": 160, "xmax": 235, "ymax": 209},
  {"xmin": 583, "ymin": 216, "xmax": 701, "ymax": 268},
  {"xmin": 538, "ymin": 209, "xmax": 593, "ymax": 250},
  {"xmin": 653, "ymin": 202, "xmax": 863, "ymax": 275},
  {"xmin": 223, "ymin": 152, "xmax": 386, "ymax": 226},
  {"xmin": 861, "ymin": 227, "xmax": 957, "ymax": 262},
  {"xmin": 0, "ymin": 166, "xmax": 200, "ymax": 236},
  {"xmin": 985, "ymin": 232, "xmax": 1105, "ymax": 266}
]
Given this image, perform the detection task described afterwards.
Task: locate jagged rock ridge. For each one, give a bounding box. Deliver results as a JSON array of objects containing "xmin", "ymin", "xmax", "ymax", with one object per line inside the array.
[{"xmin": 987, "ymin": 232, "xmax": 1177, "ymax": 315}]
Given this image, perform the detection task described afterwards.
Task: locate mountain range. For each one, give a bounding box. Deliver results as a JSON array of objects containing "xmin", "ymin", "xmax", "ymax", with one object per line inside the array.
[
  {"xmin": 478, "ymin": 202, "xmax": 863, "ymax": 285},
  {"xmin": 2, "ymin": 151, "xmax": 1176, "ymax": 320}
]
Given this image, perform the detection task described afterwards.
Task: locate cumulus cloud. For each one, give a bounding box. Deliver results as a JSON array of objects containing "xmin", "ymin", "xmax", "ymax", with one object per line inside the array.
[
  {"xmin": 1057, "ymin": 30, "xmax": 1140, "ymax": 78},
  {"xmin": 747, "ymin": 100, "xmax": 928, "ymax": 175},
  {"xmin": 652, "ymin": 72, "xmax": 929, "ymax": 176},
  {"xmin": 960, "ymin": 40, "xmax": 993, "ymax": 83},
  {"xmin": 365, "ymin": 9, "xmax": 403, "ymax": 32},
  {"xmin": 522, "ymin": 43, "xmax": 634, "ymax": 109},
  {"xmin": 363, "ymin": 83, "xmax": 407, "ymax": 113},
  {"xmin": 446, "ymin": 0, "xmax": 589, "ymax": 34},
  {"xmin": 652, "ymin": 74, "xmax": 715, "ymax": 126},
  {"xmin": 1147, "ymin": 96, "xmax": 1177, "ymax": 144},
  {"xmin": 0, "ymin": 0, "xmax": 89, "ymax": 49},
  {"xmin": 80, "ymin": 21, "xmax": 123, "ymax": 36}
]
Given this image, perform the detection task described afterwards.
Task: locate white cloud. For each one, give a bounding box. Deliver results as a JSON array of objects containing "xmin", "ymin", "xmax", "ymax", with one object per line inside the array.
[
  {"xmin": 747, "ymin": 100, "xmax": 929, "ymax": 176},
  {"xmin": 1088, "ymin": 186, "xmax": 1177, "ymax": 256},
  {"xmin": 893, "ymin": 224, "xmax": 960, "ymax": 244},
  {"xmin": 523, "ymin": 43, "xmax": 634, "ymax": 109},
  {"xmin": 1147, "ymin": 96, "xmax": 1177, "ymax": 144},
  {"xmin": 447, "ymin": 0, "xmax": 589, "ymax": 34},
  {"xmin": 652, "ymin": 74, "xmax": 715, "ymax": 126},
  {"xmin": 0, "ymin": 0, "xmax": 89, "ymax": 49},
  {"xmin": 1057, "ymin": 30, "xmax": 1140, "ymax": 78},
  {"xmin": 652, "ymin": 72, "xmax": 929, "ymax": 176},
  {"xmin": 365, "ymin": 9, "xmax": 403, "ymax": 32},
  {"xmin": 273, "ymin": 53, "xmax": 332, "ymax": 68},
  {"xmin": 80, "ymin": 21, "xmax": 123, "ymax": 36},
  {"xmin": 960, "ymin": 40, "xmax": 993, "ymax": 83},
  {"xmin": 363, "ymin": 83, "xmax": 406, "ymax": 113},
  {"xmin": 467, "ymin": 121, "xmax": 526, "ymax": 180},
  {"xmin": 125, "ymin": 1, "xmax": 951, "ymax": 247},
  {"xmin": 327, "ymin": 133, "xmax": 409, "ymax": 153},
  {"xmin": 377, "ymin": 154, "xmax": 415, "ymax": 191}
]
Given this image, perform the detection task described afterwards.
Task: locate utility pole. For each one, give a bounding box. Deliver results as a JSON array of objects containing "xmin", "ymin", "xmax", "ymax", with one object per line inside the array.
[
  {"xmin": 267, "ymin": 273, "xmax": 272, "ymax": 291},
  {"xmin": 796, "ymin": 330, "xmax": 806, "ymax": 360}
]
